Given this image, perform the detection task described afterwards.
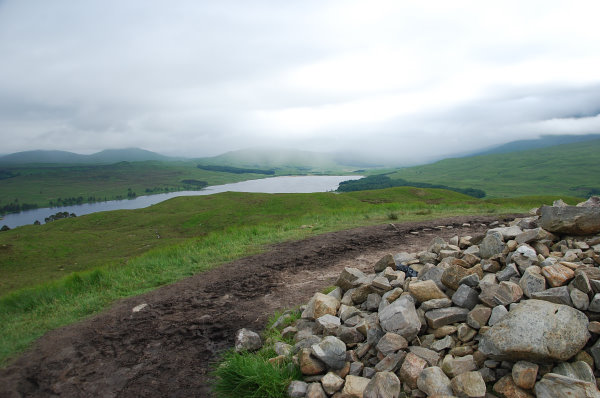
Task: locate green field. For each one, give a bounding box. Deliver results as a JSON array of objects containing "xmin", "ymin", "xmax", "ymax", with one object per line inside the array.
[
  {"xmin": 0, "ymin": 187, "xmax": 581, "ymax": 364},
  {"xmin": 387, "ymin": 139, "xmax": 600, "ymax": 198}
]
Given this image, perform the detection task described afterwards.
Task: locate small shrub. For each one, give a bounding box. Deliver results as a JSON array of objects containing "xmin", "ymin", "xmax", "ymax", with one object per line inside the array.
[
  {"xmin": 387, "ymin": 212, "xmax": 399, "ymax": 220},
  {"xmin": 212, "ymin": 349, "xmax": 301, "ymax": 398},
  {"xmin": 415, "ymin": 208, "xmax": 432, "ymax": 215}
]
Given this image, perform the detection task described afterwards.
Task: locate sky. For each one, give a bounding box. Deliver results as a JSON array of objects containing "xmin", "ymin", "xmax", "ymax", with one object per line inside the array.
[{"xmin": 1, "ymin": 1, "xmax": 600, "ymax": 164}]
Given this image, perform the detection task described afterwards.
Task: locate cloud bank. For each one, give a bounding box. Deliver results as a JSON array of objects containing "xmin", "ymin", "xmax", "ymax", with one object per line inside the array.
[{"xmin": 1, "ymin": 0, "xmax": 599, "ymax": 164}]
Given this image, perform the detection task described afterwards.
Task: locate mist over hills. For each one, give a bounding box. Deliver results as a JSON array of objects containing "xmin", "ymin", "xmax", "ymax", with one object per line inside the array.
[{"xmin": 0, "ymin": 148, "xmax": 176, "ymax": 165}]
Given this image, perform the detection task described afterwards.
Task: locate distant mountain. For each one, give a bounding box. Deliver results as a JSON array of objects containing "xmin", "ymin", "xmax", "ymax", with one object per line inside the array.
[
  {"xmin": 473, "ymin": 134, "xmax": 600, "ymax": 156},
  {"xmin": 0, "ymin": 148, "xmax": 176, "ymax": 165},
  {"xmin": 196, "ymin": 147, "xmax": 377, "ymax": 172},
  {"xmin": 387, "ymin": 138, "xmax": 600, "ymax": 198}
]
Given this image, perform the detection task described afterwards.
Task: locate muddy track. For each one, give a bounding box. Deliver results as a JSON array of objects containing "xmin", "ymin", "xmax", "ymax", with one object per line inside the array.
[{"xmin": 0, "ymin": 215, "xmax": 521, "ymax": 398}]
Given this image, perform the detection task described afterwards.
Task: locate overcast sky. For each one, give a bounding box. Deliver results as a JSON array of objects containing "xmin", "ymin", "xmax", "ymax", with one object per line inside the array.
[{"xmin": 1, "ymin": 1, "xmax": 600, "ymax": 164}]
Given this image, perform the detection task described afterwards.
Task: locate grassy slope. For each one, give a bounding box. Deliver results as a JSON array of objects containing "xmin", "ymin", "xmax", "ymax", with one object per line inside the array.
[
  {"xmin": 0, "ymin": 188, "xmax": 580, "ymax": 364},
  {"xmin": 388, "ymin": 139, "xmax": 600, "ymax": 197},
  {"xmin": 0, "ymin": 161, "xmax": 271, "ymax": 209}
]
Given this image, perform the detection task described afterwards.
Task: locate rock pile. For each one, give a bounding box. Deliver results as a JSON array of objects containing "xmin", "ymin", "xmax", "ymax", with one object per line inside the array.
[{"xmin": 238, "ymin": 198, "xmax": 600, "ymax": 397}]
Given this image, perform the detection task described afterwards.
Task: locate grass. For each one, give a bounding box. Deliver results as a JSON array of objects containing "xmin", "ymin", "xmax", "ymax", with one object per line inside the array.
[
  {"xmin": 388, "ymin": 139, "xmax": 600, "ymax": 198},
  {"xmin": 212, "ymin": 309, "xmax": 303, "ymax": 398},
  {"xmin": 0, "ymin": 187, "xmax": 583, "ymax": 365}
]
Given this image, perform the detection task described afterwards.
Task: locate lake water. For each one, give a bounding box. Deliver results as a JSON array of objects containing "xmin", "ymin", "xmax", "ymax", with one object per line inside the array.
[{"xmin": 0, "ymin": 175, "xmax": 363, "ymax": 229}]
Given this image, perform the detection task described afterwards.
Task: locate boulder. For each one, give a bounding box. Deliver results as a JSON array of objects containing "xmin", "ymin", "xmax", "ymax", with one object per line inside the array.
[
  {"xmin": 303, "ymin": 292, "xmax": 341, "ymax": 320},
  {"xmin": 539, "ymin": 204, "xmax": 600, "ymax": 235},
  {"xmin": 479, "ymin": 299, "xmax": 590, "ymax": 362},
  {"xmin": 480, "ymin": 231, "xmax": 506, "ymax": 259},
  {"xmin": 311, "ymin": 336, "xmax": 347, "ymax": 370}
]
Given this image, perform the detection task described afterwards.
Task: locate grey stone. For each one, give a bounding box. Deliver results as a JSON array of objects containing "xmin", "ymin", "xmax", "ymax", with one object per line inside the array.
[
  {"xmin": 316, "ymin": 314, "xmax": 341, "ymax": 335},
  {"xmin": 531, "ymin": 286, "xmax": 573, "ymax": 306},
  {"xmin": 365, "ymin": 293, "xmax": 382, "ymax": 312},
  {"xmin": 589, "ymin": 293, "xmax": 600, "ymax": 312},
  {"xmin": 490, "ymin": 226, "xmax": 523, "ymax": 240},
  {"xmin": 306, "ymin": 382, "xmax": 327, "ymax": 398},
  {"xmin": 492, "ymin": 281, "xmax": 523, "ymax": 306},
  {"xmin": 371, "ymin": 276, "xmax": 392, "ymax": 292},
  {"xmin": 450, "ymin": 371, "xmax": 487, "ymax": 398},
  {"xmin": 337, "ymin": 326, "xmax": 365, "ymax": 345},
  {"xmin": 408, "ymin": 346, "xmax": 442, "ymax": 367},
  {"xmin": 417, "ymin": 366, "xmax": 453, "ymax": 397},
  {"xmin": 519, "ymin": 266, "xmax": 546, "ymax": 298},
  {"xmin": 571, "ymin": 288, "xmax": 590, "ymax": 311},
  {"xmin": 488, "ymin": 305, "xmax": 508, "ymax": 326},
  {"xmin": 311, "ymin": 336, "xmax": 347, "ymax": 370},
  {"xmin": 363, "ymin": 371, "xmax": 401, "ymax": 398},
  {"xmin": 362, "ymin": 367, "xmax": 376, "ymax": 378},
  {"xmin": 467, "ymin": 305, "xmax": 492, "ymax": 329},
  {"xmin": 374, "ymin": 352, "xmax": 405, "ymax": 373},
  {"xmin": 336, "ymin": 267, "xmax": 367, "ymax": 291},
  {"xmin": 374, "ymin": 254, "xmax": 395, "ymax": 273},
  {"xmin": 458, "ymin": 273, "xmax": 480, "ymax": 288},
  {"xmin": 572, "ymin": 272, "xmax": 593, "ymax": 295},
  {"xmin": 589, "ymin": 337, "xmax": 600, "ymax": 369},
  {"xmin": 539, "ymin": 204, "xmax": 600, "ymax": 235},
  {"xmin": 553, "ymin": 361, "xmax": 595, "ymax": 383},
  {"xmin": 288, "ymin": 380, "xmax": 308, "ymax": 398},
  {"xmin": 480, "ymin": 231, "xmax": 506, "ymax": 259},
  {"xmin": 349, "ymin": 361, "xmax": 364, "ymax": 376},
  {"xmin": 513, "ymin": 245, "xmax": 539, "ymax": 270},
  {"xmin": 512, "ymin": 360, "xmax": 538, "ymax": 390},
  {"xmin": 431, "ymin": 335, "xmax": 455, "ymax": 352},
  {"xmin": 497, "ymin": 263, "xmax": 520, "ymax": 282},
  {"xmin": 321, "ymin": 372, "xmax": 345, "ymax": 395},
  {"xmin": 516, "ymin": 227, "xmax": 555, "ymax": 244},
  {"xmin": 425, "ymin": 307, "xmax": 469, "ymax": 329},
  {"xmin": 235, "ymin": 328, "xmax": 262, "ymax": 352},
  {"xmin": 378, "ymin": 295, "xmax": 421, "ymax": 340},
  {"xmin": 376, "ymin": 332, "xmax": 408, "ymax": 356},
  {"xmin": 534, "ymin": 373, "xmax": 600, "ymax": 398},
  {"xmin": 452, "ymin": 284, "xmax": 480, "ymax": 310},
  {"xmin": 420, "ymin": 298, "xmax": 453, "ymax": 311},
  {"xmin": 274, "ymin": 341, "xmax": 292, "ymax": 357},
  {"xmin": 441, "ymin": 354, "xmax": 477, "ymax": 378},
  {"xmin": 479, "ymin": 299, "xmax": 590, "ymax": 362}
]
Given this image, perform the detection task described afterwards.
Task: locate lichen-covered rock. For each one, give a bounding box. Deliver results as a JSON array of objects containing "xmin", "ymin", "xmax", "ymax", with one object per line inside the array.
[
  {"xmin": 234, "ymin": 328, "xmax": 262, "ymax": 352},
  {"xmin": 479, "ymin": 299, "xmax": 590, "ymax": 362}
]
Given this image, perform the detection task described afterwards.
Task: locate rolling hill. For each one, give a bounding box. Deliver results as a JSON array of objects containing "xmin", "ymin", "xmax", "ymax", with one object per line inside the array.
[
  {"xmin": 0, "ymin": 148, "xmax": 175, "ymax": 165},
  {"xmin": 386, "ymin": 139, "xmax": 600, "ymax": 198}
]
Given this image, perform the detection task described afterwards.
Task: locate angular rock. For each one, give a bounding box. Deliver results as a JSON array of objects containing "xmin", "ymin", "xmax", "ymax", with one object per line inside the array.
[
  {"xmin": 425, "ymin": 306, "xmax": 469, "ymax": 329},
  {"xmin": 378, "ymin": 295, "xmax": 421, "ymax": 340},
  {"xmin": 316, "ymin": 314, "xmax": 341, "ymax": 335},
  {"xmin": 487, "ymin": 305, "xmax": 508, "ymax": 326},
  {"xmin": 467, "ymin": 305, "xmax": 492, "ymax": 329},
  {"xmin": 450, "ymin": 371, "xmax": 486, "ymax": 398},
  {"xmin": 490, "ymin": 225, "xmax": 523, "ymax": 240},
  {"xmin": 341, "ymin": 375, "xmax": 370, "ymax": 398},
  {"xmin": 299, "ymin": 348, "xmax": 327, "ymax": 375},
  {"xmin": 408, "ymin": 279, "xmax": 448, "ymax": 303},
  {"xmin": 539, "ymin": 204, "xmax": 600, "ymax": 235},
  {"xmin": 441, "ymin": 354, "xmax": 477, "ymax": 378},
  {"xmin": 493, "ymin": 375, "xmax": 534, "ymax": 398},
  {"xmin": 311, "ymin": 336, "xmax": 347, "ymax": 370},
  {"xmin": 479, "ymin": 299, "xmax": 590, "ymax": 362},
  {"xmin": 442, "ymin": 263, "xmax": 483, "ymax": 291},
  {"xmin": 365, "ymin": 293, "xmax": 382, "ymax": 311},
  {"xmin": 534, "ymin": 373, "xmax": 600, "ymax": 398},
  {"xmin": 589, "ymin": 293, "xmax": 600, "ymax": 312},
  {"xmin": 572, "ymin": 271, "xmax": 593, "ymax": 295},
  {"xmin": 351, "ymin": 284, "xmax": 373, "ymax": 304},
  {"xmin": 363, "ymin": 371, "xmax": 401, "ymax": 398},
  {"xmin": 431, "ymin": 335, "xmax": 455, "ymax": 352},
  {"xmin": 512, "ymin": 361, "xmax": 538, "ymax": 390},
  {"xmin": 542, "ymin": 263, "xmax": 575, "ymax": 287},
  {"xmin": 519, "ymin": 266, "xmax": 546, "ymax": 298},
  {"xmin": 452, "ymin": 284, "xmax": 480, "ymax": 310},
  {"xmin": 371, "ymin": 276, "xmax": 392, "ymax": 292},
  {"xmin": 306, "ymin": 383, "xmax": 327, "ymax": 398},
  {"xmin": 531, "ymin": 286, "xmax": 573, "ymax": 306},
  {"xmin": 235, "ymin": 328, "xmax": 262, "ymax": 352},
  {"xmin": 458, "ymin": 273, "xmax": 480, "ymax": 288},
  {"xmin": 420, "ymin": 298, "xmax": 453, "ymax": 311},
  {"xmin": 337, "ymin": 326, "xmax": 365, "ymax": 345},
  {"xmin": 515, "ymin": 227, "xmax": 555, "ymax": 244},
  {"xmin": 417, "ymin": 366, "xmax": 453, "ymax": 397},
  {"xmin": 480, "ymin": 231, "xmax": 506, "ymax": 259},
  {"xmin": 374, "ymin": 352, "xmax": 405, "ymax": 373},
  {"xmin": 553, "ymin": 361, "xmax": 595, "ymax": 383},
  {"xmin": 374, "ymin": 254, "xmax": 395, "ymax": 272},
  {"xmin": 497, "ymin": 263, "xmax": 520, "ymax": 282},
  {"xmin": 512, "ymin": 245, "xmax": 538, "ymax": 270},
  {"xmin": 493, "ymin": 281, "xmax": 523, "ymax": 306},
  {"xmin": 571, "ymin": 288, "xmax": 590, "ymax": 311},
  {"xmin": 457, "ymin": 323, "xmax": 477, "ymax": 342},
  {"xmin": 288, "ymin": 380, "xmax": 309, "ymax": 398},
  {"xmin": 398, "ymin": 352, "xmax": 427, "ymax": 389},
  {"xmin": 303, "ymin": 293, "xmax": 341, "ymax": 320},
  {"xmin": 337, "ymin": 267, "xmax": 367, "ymax": 291},
  {"xmin": 408, "ymin": 346, "xmax": 441, "ymax": 367},
  {"xmin": 321, "ymin": 372, "xmax": 345, "ymax": 395},
  {"xmin": 375, "ymin": 332, "xmax": 408, "ymax": 356}
]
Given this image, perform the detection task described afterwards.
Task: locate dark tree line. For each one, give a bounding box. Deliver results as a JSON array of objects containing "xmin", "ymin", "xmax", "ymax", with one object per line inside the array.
[{"xmin": 337, "ymin": 175, "xmax": 486, "ymax": 198}]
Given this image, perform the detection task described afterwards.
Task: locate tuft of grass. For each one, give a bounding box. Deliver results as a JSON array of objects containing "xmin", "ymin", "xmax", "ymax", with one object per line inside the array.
[
  {"xmin": 211, "ymin": 348, "xmax": 301, "ymax": 398},
  {"xmin": 321, "ymin": 285, "xmax": 337, "ymax": 295},
  {"xmin": 387, "ymin": 212, "xmax": 399, "ymax": 220}
]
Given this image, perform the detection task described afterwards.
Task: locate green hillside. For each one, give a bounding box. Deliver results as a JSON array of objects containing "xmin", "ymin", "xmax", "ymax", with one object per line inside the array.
[
  {"xmin": 0, "ymin": 148, "xmax": 176, "ymax": 165},
  {"xmin": 387, "ymin": 139, "xmax": 600, "ymax": 198}
]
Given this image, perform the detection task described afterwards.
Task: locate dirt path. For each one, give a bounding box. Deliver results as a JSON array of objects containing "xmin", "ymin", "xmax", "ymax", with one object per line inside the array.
[{"xmin": 0, "ymin": 215, "xmax": 520, "ymax": 397}]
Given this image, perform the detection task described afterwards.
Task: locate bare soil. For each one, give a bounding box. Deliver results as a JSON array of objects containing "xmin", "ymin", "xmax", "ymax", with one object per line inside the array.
[{"xmin": 0, "ymin": 215, "xmax": 520, "ymax": 398}]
